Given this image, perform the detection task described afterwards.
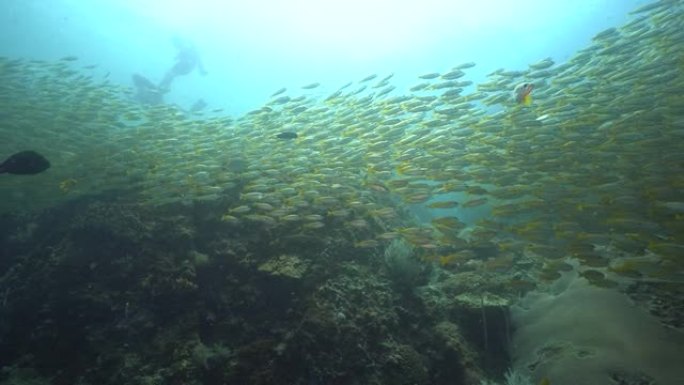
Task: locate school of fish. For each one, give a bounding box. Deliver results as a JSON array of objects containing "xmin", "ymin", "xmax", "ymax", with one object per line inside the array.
[{"xmin": 1, "ymin": 0, "xmax": 682, "ymax": 290}]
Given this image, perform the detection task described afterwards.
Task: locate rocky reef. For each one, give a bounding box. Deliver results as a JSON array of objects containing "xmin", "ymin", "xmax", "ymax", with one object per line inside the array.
[{"xmin": 0, "ymin": 195, "xmax": 511, "ymax": 385}]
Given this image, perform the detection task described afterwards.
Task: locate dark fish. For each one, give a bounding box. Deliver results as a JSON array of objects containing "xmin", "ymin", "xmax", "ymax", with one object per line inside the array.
[
  {"xmin": 276, "ymin": 132, "xmax": 298, "ymax": 140},
  {"xmin": 0, "ymin": 151, "xmax": 51, "ymax": 175}
]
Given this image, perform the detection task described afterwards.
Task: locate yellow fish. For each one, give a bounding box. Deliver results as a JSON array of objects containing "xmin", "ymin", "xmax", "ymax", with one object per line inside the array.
[
  {"xmin": 514, "ymin": 83, "xmax": 534, "ymax": 106},
  {"xmin": 59, "ymin": 178, "xmax": 78, "ymax": 193},
  {"xmin": 427, "ymin": 200, "xmax": 459, "ymax": 209}
]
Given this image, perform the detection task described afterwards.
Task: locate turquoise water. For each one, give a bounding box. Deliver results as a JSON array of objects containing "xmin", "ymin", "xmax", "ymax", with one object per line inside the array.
[
  {"xmin": 0, "ymin": 1, "xmax": 683, "ymax": 384},
  {"xmin": 1, "ymin": 0, "xmax": 647, "ymax": 115}
]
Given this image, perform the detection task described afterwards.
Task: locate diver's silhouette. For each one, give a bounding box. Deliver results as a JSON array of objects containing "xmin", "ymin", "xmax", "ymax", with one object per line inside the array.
[
  {"xmin": 132, "ymin": 73, "xmax": 165, "ymax": 105},
  {"xmin": 158, "ymin": 37, "xmax": 207, "ymax": 92},
  {"xmin": 132, "ymin": 37, "xmax": 207, "ymax": 105}
]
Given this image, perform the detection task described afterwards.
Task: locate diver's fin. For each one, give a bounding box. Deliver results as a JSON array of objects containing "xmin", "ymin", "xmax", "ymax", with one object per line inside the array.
[{"xmin": 132, "ymin": 73, "xmax": 156, "ymax": 89}]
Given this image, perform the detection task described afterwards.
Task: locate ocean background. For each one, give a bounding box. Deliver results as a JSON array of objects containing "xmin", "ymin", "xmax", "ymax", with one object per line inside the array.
[
  {"xmin": 1, "ymin": 0, "xmax": 648, "ymax": 115},
  {"xmin": 1, "ymin": 1, "xmax": 683, "ymax": 385}
]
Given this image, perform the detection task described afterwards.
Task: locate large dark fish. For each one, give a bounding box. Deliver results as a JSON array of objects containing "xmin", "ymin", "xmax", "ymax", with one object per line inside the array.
[{"xmin": 0, "ymin": 151, "xmax": 51, "ymax": 175}]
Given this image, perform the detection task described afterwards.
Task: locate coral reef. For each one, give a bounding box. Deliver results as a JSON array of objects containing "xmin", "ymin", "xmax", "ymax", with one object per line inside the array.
[{"xmin": 0, "ymin": 198, "xmax": 505, "ymax": 385}]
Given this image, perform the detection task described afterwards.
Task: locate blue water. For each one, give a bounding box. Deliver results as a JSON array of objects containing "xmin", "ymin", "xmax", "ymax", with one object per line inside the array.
[{"xmin": 0, "ymin": 0, "xmax": 649, "ymax": 115}]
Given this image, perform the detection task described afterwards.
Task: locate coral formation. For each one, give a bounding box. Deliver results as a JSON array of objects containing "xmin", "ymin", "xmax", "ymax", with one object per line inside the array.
[{"xmin": 0, "ymin": 199, "xmax": 500, "ymax": 385}]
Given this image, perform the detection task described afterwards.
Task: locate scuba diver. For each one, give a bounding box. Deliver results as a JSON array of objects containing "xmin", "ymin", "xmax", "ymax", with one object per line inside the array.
[
  {"xmin": 158, "ymin": 37, "xmax": 207, "ymax": 92},
  {"xmin": 132, "ymin": 37, "xmax": 207, "ymax": 105}
]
